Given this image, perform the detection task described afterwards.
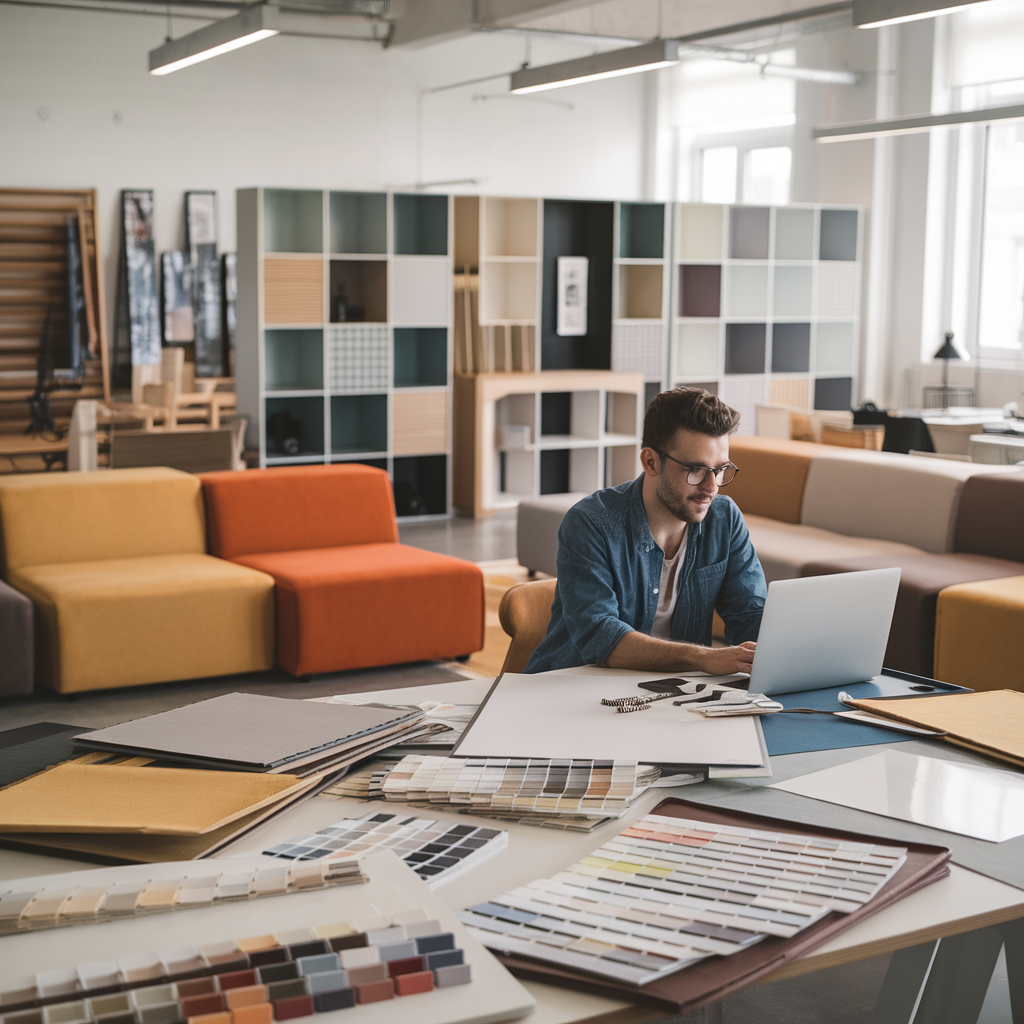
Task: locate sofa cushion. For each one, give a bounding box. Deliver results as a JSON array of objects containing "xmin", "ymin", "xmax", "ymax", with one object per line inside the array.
[
  {"xmin": 233, "ymin": 544, "xmax": 484, "ymax": 677},
  {"xmin": 201, "ymin": 465, "xmax": 398, "ymax": 560},
  {"xmin": 725, "ymin": 436, "xmax": 829, "ymax": 524},
  {"xmin": 800, "ymin": 552, "xmax": 1024, "ymax": 678},
  {"xmin": 11, "ymin": 554, "xmax": 274, "ymax": 693},
  {"xmin": 934, "ymin": 575, "xmax": 1024, "ymax": 692},
  {"xmin": 800, "ymin": 451, "xmax": 994, "ymax": 553},
  {"xmin": 743, "ymin": 514, "xmax": 922, "ymax": 583},
  {"xmin": 517, "ymin": 494, "xmax": 588, "ymax": 577},
  {"xmin": 954, "ymin": 469, "xmax": 1024, "ymax": 562},
  {"xmin": 0, "ymin": 468, "xmax": 204, "ymax": 575}
]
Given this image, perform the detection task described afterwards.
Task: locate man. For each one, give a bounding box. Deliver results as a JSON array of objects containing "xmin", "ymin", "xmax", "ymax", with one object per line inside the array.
[{"xmin": 525, "ymin": 387, "xmax": 766, "ymax": 674}]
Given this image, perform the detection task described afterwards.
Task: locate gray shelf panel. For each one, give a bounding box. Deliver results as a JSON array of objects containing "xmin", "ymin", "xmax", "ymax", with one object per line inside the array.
[
  {"xmin": 330, "ymin": 191, "xmax": 387, "ymax": 255},
  {"xmin": 263, "ymin": 189, "xmax": 323, "ymax": 253}
]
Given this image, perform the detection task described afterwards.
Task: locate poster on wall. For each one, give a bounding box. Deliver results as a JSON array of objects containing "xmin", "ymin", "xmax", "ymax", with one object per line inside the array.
[
  {"xmin": 185, "ymin": 190, "xmax": 224, "ymax": 378},
  {"xmin": 160, "ymin": 250, "xmax": 194, "ymax": 344},
  {"xmin": 222, "ymin": 252, "xmax": 237, "ymax": 376},
  {"xmin": 557, "ymin": 255, "xmax": 588, "ymax": 337},
  {"xmin": 113, "ymin": 189, "xmax": 161, "ymax": 387}
]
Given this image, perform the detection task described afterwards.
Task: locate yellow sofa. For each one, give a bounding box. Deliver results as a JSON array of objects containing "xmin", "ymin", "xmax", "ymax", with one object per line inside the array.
[{"xmin": 0, "ymin": 468, "xmax": 275, "ymax": 693}]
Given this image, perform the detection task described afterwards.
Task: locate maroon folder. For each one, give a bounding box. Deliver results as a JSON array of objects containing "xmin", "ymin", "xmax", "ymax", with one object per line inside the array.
[{"xmin": 490, "ymin": 796, "xmax": 951, "ymax": 1013}]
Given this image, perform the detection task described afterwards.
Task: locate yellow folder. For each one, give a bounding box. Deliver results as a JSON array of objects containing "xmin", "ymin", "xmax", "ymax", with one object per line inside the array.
[
  {"xmin": 850, "ymin": 689, "xmax": 1024, "ymax": 769},
  {"xmin": 0, "ymin": 759, "xmax": 314, "ymax": 835}
]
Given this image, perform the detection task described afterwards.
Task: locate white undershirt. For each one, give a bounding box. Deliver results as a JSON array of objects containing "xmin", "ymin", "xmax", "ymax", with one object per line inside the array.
[{"xmin": 650, "ymin": 528, "xmax": 687, "ymax": 640}]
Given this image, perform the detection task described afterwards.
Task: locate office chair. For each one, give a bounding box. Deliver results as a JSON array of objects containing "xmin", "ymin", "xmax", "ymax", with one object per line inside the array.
[{"xmin": 497, "ymin": 579, "xmax": 557, "ymax": 674}]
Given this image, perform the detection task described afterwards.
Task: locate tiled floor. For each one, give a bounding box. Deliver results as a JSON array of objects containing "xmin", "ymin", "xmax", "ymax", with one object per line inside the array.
[{"xmin": 398, "ymin": 507, "xmax": 518, "ymax": 562}]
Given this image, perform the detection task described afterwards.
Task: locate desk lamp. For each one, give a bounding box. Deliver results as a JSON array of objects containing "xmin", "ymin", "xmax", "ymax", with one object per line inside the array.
[{"xmin": 933, "ymin": 332, "xmax": 961, "ymax": 412}]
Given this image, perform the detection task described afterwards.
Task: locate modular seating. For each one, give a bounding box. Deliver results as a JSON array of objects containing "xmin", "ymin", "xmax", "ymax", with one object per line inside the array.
[
  {"xmin": 0, "ymin": 468, "xmax": 274, "ymax": 694},
  {"xmin": 200, "ymin": 464, "xmax": 484, "ymax": 677}
]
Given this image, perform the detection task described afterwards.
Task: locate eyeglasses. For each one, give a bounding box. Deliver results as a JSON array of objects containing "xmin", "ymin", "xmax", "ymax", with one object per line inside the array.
[{"xmin": 654, "ymin": 450, "xmax": 738, "ymax": 487}]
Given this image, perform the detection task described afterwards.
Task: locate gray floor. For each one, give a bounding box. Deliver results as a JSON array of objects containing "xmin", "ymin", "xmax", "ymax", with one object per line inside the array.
[{"xmin": 398, "ymin": 507, "xmax": 517, "ymax": 562}]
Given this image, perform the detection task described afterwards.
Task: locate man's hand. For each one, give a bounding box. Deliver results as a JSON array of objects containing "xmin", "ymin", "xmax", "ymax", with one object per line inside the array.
[
  {"xmin": 696, "ymin": 640, "xmax": 756, "ymax": 676},
  {"xmin": 606, "ymin": 632, "xmax": 756, "ymax": 673}
]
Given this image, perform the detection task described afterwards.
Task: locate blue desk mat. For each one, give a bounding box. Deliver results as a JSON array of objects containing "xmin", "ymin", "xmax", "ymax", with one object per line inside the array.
[{"xmin": 760, "ymin": 674, "xmax": 968, "ymax": 757}]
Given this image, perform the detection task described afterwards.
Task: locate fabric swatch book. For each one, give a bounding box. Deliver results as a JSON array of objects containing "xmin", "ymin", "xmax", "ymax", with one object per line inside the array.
[{"xmin": 74, "ymin": 693, "xmax": 426, "ymax": 775}]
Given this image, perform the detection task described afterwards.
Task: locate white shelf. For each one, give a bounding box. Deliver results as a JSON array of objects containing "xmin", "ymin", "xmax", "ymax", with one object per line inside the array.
[
  {"xmin": 601, "ymin": 433, "xmax": 640, "ymax": 446},
  {"xmin": 265, "ymin": 454, "xmax": 328, "ymax": 465},
  {"xmin": 262, "ymin": 389, "xmax": 325, "ymax": 399},
  {"xmin": 481, "ymin": 255, "xmax": 538, "ymax": 264}
]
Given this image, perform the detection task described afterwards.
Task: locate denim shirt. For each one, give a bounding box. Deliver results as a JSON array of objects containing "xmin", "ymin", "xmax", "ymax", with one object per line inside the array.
[{"xmin": 524, "ymin": 474, "xmax": 767, "ymax": 673}]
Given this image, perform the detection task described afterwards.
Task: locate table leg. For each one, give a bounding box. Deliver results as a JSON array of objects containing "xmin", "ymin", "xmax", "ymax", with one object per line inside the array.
[
  {"xmin": 1002, "ymin": 917, "xmax": 1024, "ymax": 1024},
  {"xmin": 869, "ymin": 941, "xmax": 937, "ymax": 1024},
  {"xmin": 912, "ymin": 926, "xmax": 1004, "ymax": 1024}
]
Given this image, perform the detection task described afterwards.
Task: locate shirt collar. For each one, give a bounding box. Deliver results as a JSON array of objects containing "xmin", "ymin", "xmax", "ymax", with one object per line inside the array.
[{"xmin": 628, "ymin": 472, "xmax": 704, "ymax": 553}]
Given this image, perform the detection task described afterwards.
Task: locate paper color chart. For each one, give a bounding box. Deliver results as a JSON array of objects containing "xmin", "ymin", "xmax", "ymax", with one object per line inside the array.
[
  {"xmin": 261, "ymin": 813, "xmax": 507, "ymax": 888},
  {"xmin": 381, "ymin": 757, "xmax": 659, "ymax": 814},
  {"xmin": 0, "ymin": 861, "xmax": 364, "ymax": 937},
  {"xmin": 0, "ymin": 912, "xmax": 470, "ymax": 1021},
  {"xmin": 459, "ymin": 813, "xmax": 907, "ymax": 986}
]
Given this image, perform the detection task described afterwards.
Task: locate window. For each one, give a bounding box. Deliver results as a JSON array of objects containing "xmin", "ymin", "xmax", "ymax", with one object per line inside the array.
[
  {"xmin": 744, "ymin": 146, "xmax": 791, "ymax": 205},
  {"xmin": 978, "ymin": 122, "xmax": 1024, "ymax": 354},
  {"xmin": 700, "ymin": 147, "xmax": 738, "ymax": 203}
]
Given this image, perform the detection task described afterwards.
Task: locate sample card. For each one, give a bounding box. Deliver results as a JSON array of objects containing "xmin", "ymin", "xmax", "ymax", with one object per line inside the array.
[
  {"xmin": 261, "ymin": 812, "xmax": 507, "ymax": 888},
  {"xmin": 771, "ymin": 749, "xmax": 1024, "ymax": 843},
  {"xmin": 460, "ymin": 812, "xmax": 906, "ymax": 986},
  {"xmin": 556, "ymin": 256, "xmax": 588, "ymax": 336}
]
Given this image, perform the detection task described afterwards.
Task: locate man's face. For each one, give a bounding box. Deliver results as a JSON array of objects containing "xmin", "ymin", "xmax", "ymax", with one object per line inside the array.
[{"xmin": 647, "ymin": 428, "xmax": 731, "ymax": 525}]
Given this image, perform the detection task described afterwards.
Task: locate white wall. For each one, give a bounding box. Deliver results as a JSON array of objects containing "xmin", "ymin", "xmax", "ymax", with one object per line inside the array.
[{"xmin": 0, "ymin": 5, "xmax": 648, "ymax": 331}]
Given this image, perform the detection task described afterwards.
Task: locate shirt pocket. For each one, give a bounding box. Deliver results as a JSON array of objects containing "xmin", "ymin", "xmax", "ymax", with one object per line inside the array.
[{"xmin": 695, "ymin": 558, "xmax": 728, "ymax": 602}]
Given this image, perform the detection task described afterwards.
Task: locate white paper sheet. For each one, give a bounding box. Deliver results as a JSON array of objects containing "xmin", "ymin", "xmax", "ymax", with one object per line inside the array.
[
  {"xmin": 453, "ymin": 672, "xmax": 767, "ymax": 767},
  {"xmin": 771, "ymin": 749, "xmax": 1024, "ymax": 843}
]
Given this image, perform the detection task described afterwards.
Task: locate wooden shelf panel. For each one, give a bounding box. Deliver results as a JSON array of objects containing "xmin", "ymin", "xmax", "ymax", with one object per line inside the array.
[{"xmin": 264, "ymin": 258, "xmax": 324, "ymax": 324}]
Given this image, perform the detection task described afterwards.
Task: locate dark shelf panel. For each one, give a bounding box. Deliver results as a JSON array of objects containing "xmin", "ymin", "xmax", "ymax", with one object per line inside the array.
[
  {"xmin": 393, "ymin": 454, "xmax": 447, "ymax": 515},
  {"xmin": 330, "ymin": 260, "xmax": 388, "ymax": 323},
  {"xmin": 619, "ymin": 202, "xmax": 665, "ymax": 259},
  {"xmin": 330, "ymin": 394, "xmax": 387, "ymax": 455},
  {"xmin": 265, "ymin": 396, "xmax": 325, "ymax": 456},
  {"xmin": 394, "ymin": 194, "xmax": 448, "ymax": 256},
  {"xmin": 330, "ymin": 192, "xmax": 387, "ymax": 255},
  {"xmin": 394, "ymin": 328, "xmax": 447, "ymax": 387},
  {"xmin": 265, "ymin": 329, "xmax": 323, "ymax": 391}
]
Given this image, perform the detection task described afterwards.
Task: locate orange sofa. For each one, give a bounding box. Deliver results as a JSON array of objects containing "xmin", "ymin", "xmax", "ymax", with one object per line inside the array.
[{"xmin": 200, "ymin": 464, "xmax": 484, "ymax": 677}]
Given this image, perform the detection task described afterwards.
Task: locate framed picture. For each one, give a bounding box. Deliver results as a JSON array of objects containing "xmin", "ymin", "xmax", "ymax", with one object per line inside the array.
[{"xmin": 557, "ymin": 255, "xmax": 588, "ymax": 337}]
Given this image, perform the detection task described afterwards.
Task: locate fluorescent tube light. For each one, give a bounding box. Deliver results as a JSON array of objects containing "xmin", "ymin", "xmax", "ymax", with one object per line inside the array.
[
  {"xmin": 509, "ymin": 39, "xmax": 680, "ymax": 94},
  {"xmin": 814, "ymin": 101, "xmax": 1024, "ymax": 142},
  {"xmin": 149, "ymin": 5, "xmax": 279, "ymax": 76},
  {"xmin": 854, "ymin": 0, "xmax": 991, "ymax": 29}
]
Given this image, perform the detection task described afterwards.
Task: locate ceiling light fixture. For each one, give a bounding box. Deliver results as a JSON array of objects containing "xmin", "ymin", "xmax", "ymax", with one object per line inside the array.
[
  {"xmin": 149, "ymin": 4, "xmax": 279, "ymax": 76},
  {"xmin": 853, "ymin": 0, "xmax": 992, "ymax": 29},
  {"xmin": 509, "ymin": 39, "xmax": 680, "ymax": 94},
  {"xmin": 814, "ymin": 101, "xmax": 1024, "ymax": 142}
]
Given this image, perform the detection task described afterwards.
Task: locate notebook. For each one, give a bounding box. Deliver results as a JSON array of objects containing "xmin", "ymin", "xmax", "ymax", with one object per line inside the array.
[{"xmin": 75, "ymin": 694, "xmax": 424, "ymax": 773}]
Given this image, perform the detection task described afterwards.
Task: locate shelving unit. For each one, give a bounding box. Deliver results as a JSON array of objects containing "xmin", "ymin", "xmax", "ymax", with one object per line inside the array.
[
  {"xmin": 236, "ymin": 188, "xmax": 453, "ymax": 518},
  {"xmin": 612, "ymin": 201, "xmax": 672, "ymax": 407},
  {"xmin": 453, "ymin": 370, "xmax": 645, "ymax": 517},
  {"xmin": 670, "ymin": 202, "xmax": 862, "ymax": 435}
]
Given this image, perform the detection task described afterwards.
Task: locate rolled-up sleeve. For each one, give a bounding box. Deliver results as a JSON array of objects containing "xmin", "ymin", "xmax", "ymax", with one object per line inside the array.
[
  {"xmin": 555, "ymin": 509, "xmax": 635, "ymax": 665},
  {"xmin": 715, "ymin": 504, "xmax": 767, "ymax": 644}
]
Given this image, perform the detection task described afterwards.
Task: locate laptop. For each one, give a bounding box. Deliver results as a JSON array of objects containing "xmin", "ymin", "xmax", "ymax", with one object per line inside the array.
[{"xmin": 747, "ymin": 567, "xmax": 901, "ymax": 696}]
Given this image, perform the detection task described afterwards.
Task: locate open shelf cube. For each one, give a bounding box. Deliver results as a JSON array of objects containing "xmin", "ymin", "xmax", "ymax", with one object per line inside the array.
[
  {"xmin": 606, "ymin": 444, "xmax": 639, "ymax": 486},
  {"xmin": 394, "ymin": 327, "xmax": 447, "ymax": 387},
  {"xmin": 617, "ymin": 264, "xmax": 663, "ymax": 319},
  {"xmin": 264, "ymin": 329, "xmax": 323, "ymax": 391},
  {"xmin": 541, "ymin": 390, "xmax": 600, "ymax": 441},
  {"xmin": 481, "ymin": 261, "xmax": 537, "ymax": 322},
  {"xmin": 540, "ymin": 447, "xmax": 599, "ymax": 495},
  {"xmin": 330, "ymin": 394, "xmax": 387, "ymax": 455},
  {"xmin": 330, "ymin": 260, "xmax": 387, "ymax": 323},
  {"xmin": 394, "ymin": 194, "xmax": 448, "ymax": 256},
  {"xmin": 329, "ymin": 191, "xmax": 387, "ymax": 255},
  {"xmin": 605, "ymin": 391, "xmax": 639, "ymax": 437},
  {"xmin": 483, "ymin": 197, "xmax": 539, "ymax": 258},
  {"xmin": 393, "ymin": 454, "xmax": 447, "ymax": 515},
  {"xmin": 263, "ymin": 190, "xmax": 322, "ymax": 253},
  {"xmin": 619, "ymin": 203, "xmax": 665, "ymax": 259},
  {"xmin": 264, "ymin": 395, "xmax": 325, "ymax": 457}
]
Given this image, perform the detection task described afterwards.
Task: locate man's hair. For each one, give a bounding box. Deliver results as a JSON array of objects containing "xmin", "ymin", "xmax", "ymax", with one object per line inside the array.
[{"xmin": 642, "ymin": 387, "xmax": 740, "ymax": 452}]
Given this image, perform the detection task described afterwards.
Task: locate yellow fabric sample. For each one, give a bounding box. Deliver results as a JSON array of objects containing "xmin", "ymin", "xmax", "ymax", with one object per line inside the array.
[
  {"xmin": 0, "ymin": 467, "xmax": 205, "ymax": 574},
  {"xmin": 13, "ymin": 553, "xmax": 274, "ymax": 692},
  {"xmin": 0, "ymin": 760, "xmax": 313, "ymax": 834},
  {"xmin": 933, "ymin": 575, "xmax": 1024, "ymax": 693},
  {"xmin": 851, "ymin": 689, "xmax": 1024, "ymax": 768}
]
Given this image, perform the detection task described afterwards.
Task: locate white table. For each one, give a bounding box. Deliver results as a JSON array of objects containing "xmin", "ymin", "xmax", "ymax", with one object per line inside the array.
[{"xmin": 2, "ymin": 671, "xmax": 1023, "ymax": 1024}]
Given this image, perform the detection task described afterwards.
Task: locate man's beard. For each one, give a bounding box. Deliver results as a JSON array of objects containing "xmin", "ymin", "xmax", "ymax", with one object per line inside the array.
[{"xmin": 656, "ymin": 479, "xmax": 707, "ymax": 524}]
